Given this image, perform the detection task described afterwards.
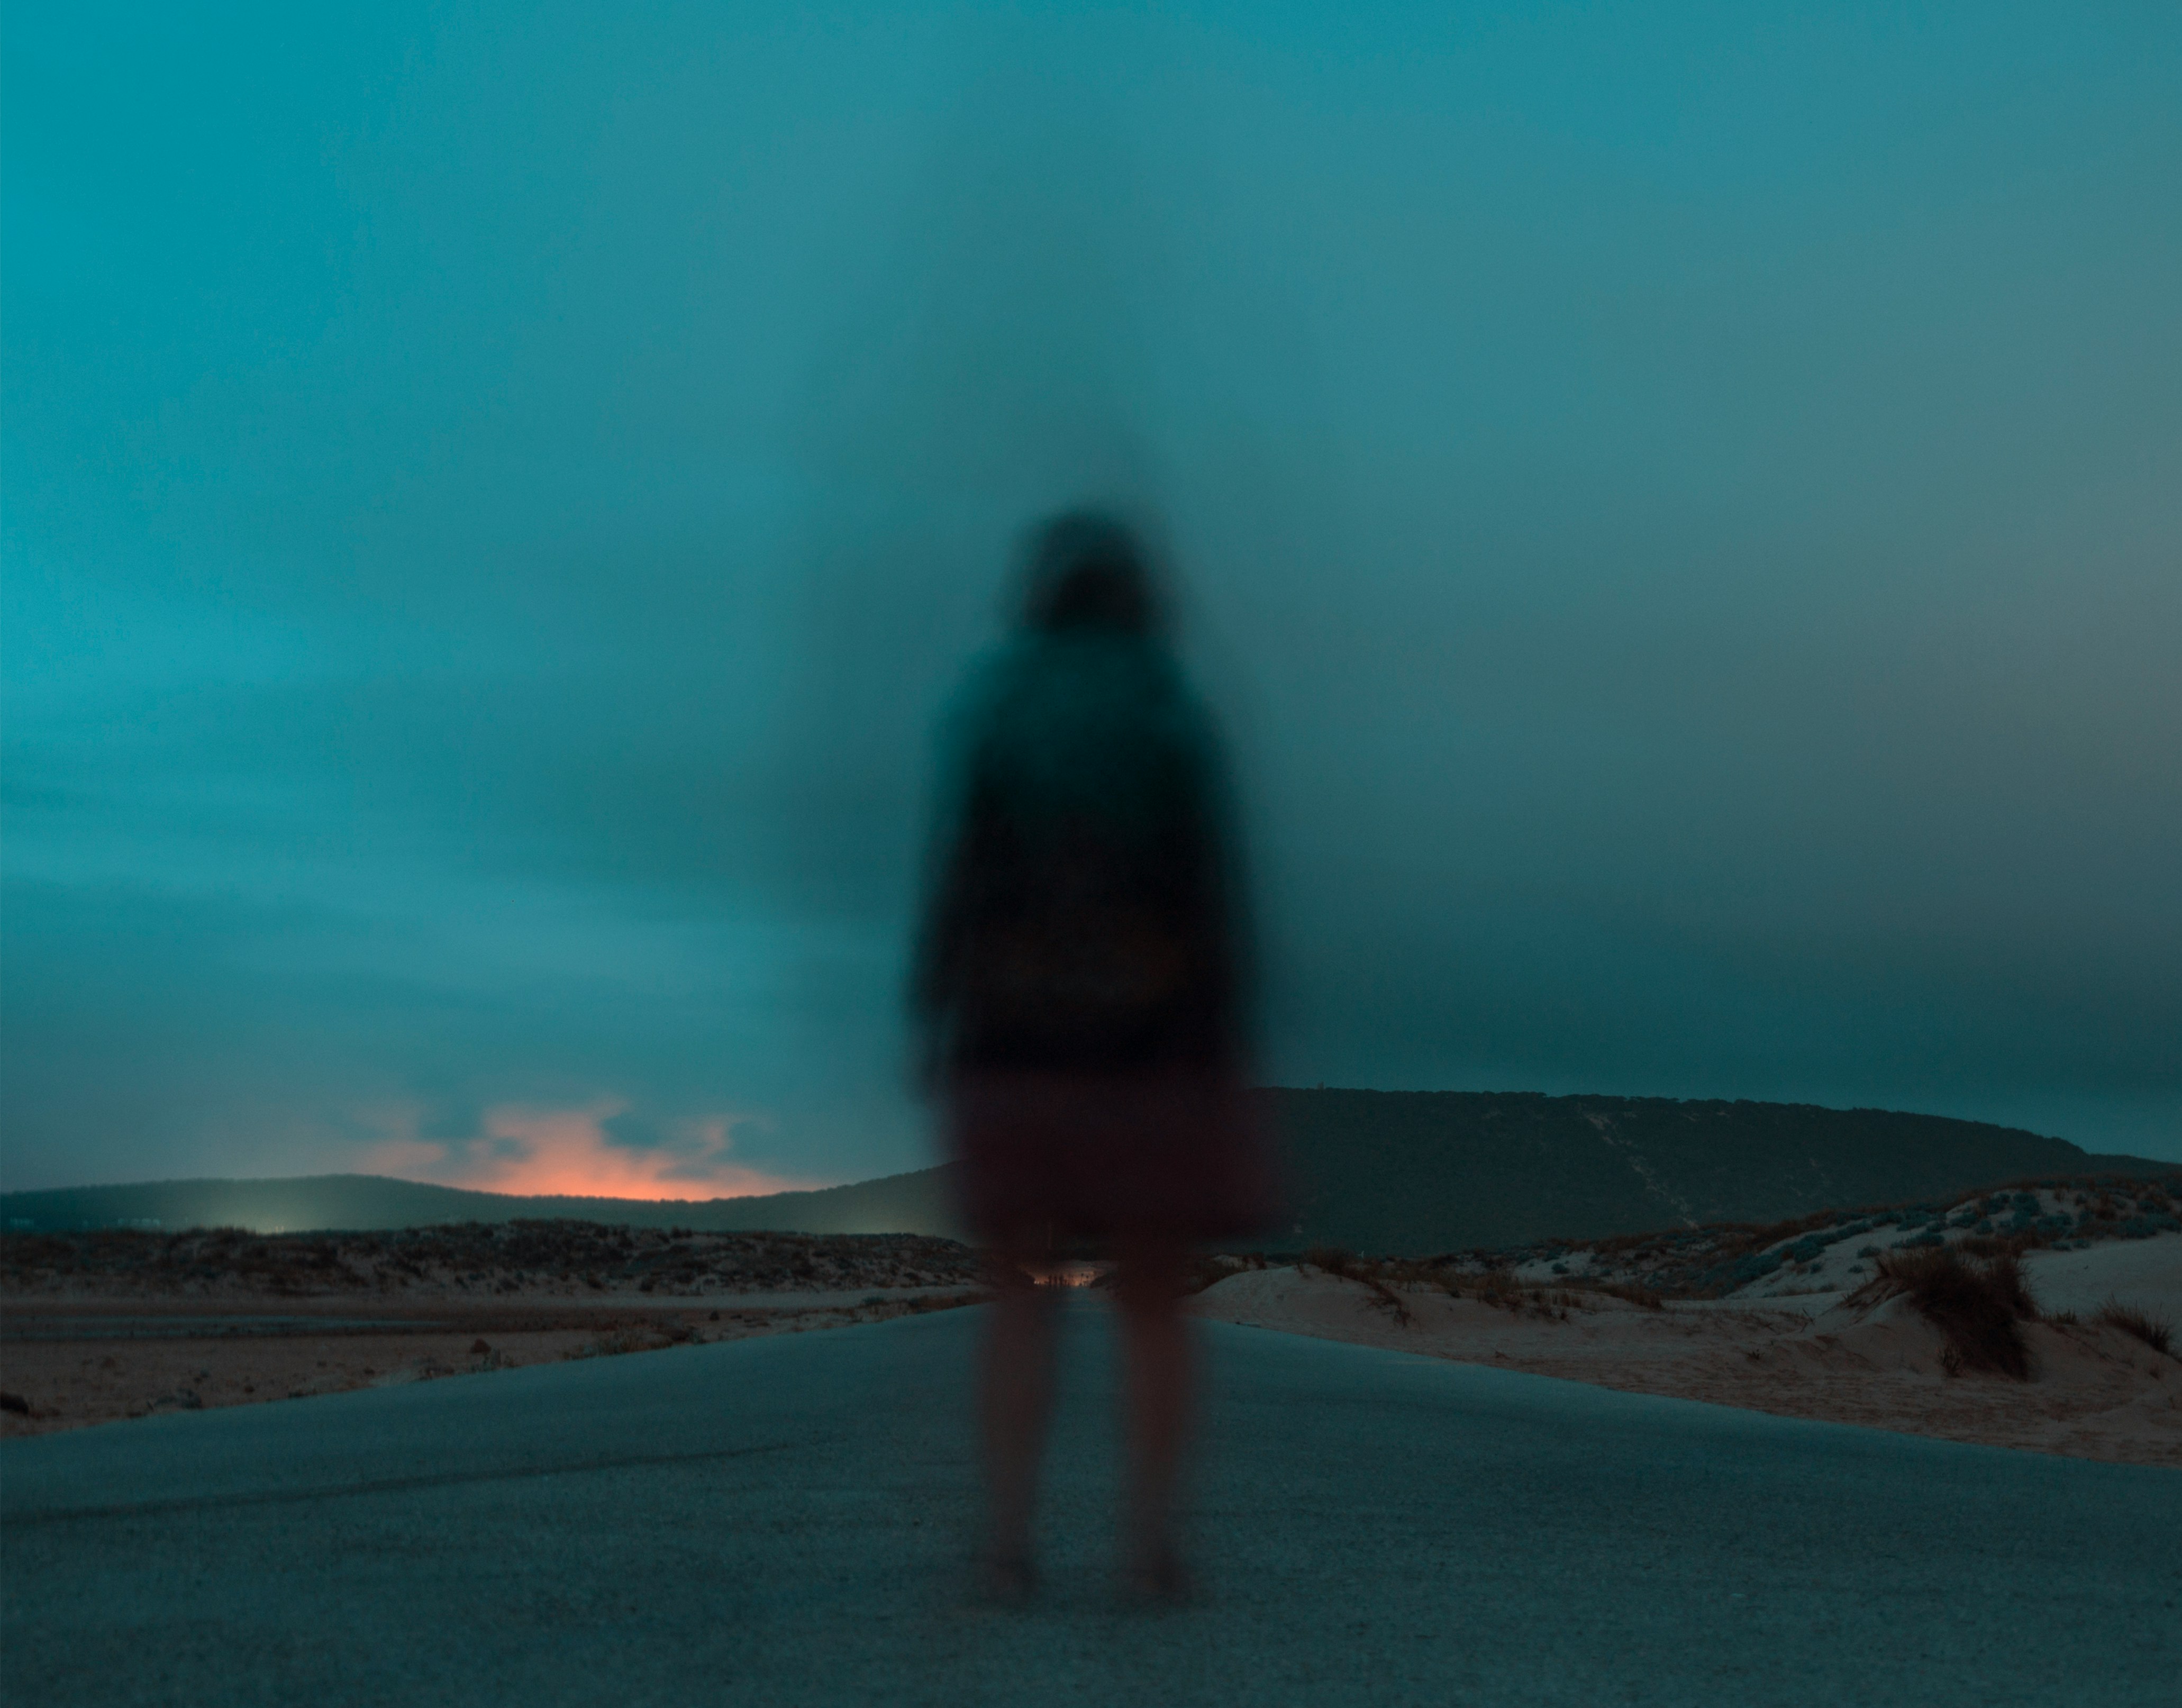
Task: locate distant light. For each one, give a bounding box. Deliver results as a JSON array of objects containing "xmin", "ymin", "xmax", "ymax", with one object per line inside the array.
[{"xmin": 1034, "ymin": 1262, "xmax": 1107, "ymax": 1289}]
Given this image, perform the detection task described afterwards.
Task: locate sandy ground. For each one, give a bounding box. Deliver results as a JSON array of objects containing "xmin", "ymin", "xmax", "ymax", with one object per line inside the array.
[
  {"xmin": 1479, "ymin": 1179, "xmax": 2180, "ymax": 1304},
  {"xmin": 8, "ymin": 1206, "xmax": 2176, "ymax": 1458},
  {"xmin": 0, "ymin": 1223, "xmax": 989, "ymax": 1436},
  {"xmin": 2022, "ymin": 1234, "xmax": 2182, "ymax": 1316},
  {"xmin": 1189, "ymin": 1237, "xmax": 2182, "ymax": 1466},
  {"xmin": 0, "ymin": 1289, "xmax": 980, "ymax": 1438}
]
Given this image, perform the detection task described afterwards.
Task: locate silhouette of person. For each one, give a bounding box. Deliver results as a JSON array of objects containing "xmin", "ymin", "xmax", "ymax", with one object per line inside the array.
[{"xmin": 911, "ymin": 510, "xmax": 1274, "ymax": 1602}]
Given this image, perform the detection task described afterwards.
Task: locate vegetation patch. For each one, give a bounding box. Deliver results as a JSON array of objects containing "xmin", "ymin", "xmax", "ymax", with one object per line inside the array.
[
  {"xmin": 1301, "ymin": 1247, "xmax": 1414, "ymax": 1324},
  {"xmin": 1851, "ymin": 1248, "xmax": 2038, "ymax": 1379},
  {"xmin": 2095, "ymin": 1298, "xmax": 2175, "ymax": 1359},
  {"xmin": 1, "ymin": 1223, "xmax": 983, "ymax": 1298}
]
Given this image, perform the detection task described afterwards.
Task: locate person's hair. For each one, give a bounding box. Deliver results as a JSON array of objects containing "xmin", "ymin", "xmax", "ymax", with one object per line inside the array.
[{"xmin": 1020, "ymin": 510, "xmax": 1160, "ymax": 636}]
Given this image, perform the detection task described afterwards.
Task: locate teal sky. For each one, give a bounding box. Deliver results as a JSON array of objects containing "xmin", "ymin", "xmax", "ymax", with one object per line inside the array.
[{"xmin": 6, "ymin": 2, "xmax": 2179, "ymax": 1194}]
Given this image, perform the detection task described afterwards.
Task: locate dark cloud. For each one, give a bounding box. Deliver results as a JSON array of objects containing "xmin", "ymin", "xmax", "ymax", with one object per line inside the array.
[{"xmin": 5, "ymin": 4, "xmax": 2179, "ymax": 1191}]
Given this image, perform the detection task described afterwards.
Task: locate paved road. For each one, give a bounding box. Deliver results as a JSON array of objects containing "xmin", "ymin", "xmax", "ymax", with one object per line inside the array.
[{"xmin": 4, "ymin": 1300, "xmax": 2176, "ymax": 1706}]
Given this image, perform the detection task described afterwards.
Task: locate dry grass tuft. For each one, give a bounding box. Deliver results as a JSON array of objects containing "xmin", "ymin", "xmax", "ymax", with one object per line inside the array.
[
  {"xmin": 1360, "ymin": 1279, "xmax": 1414, "ymax": 1326},
  {"xmin": 1298, "ymin": 1247, "xmax": 1413, "ymax": 1325},
  {"xmin": 1587, "ymin": 1280, "xmax": 1665, "ymax": 1311},
  {"xmin": 1854, "ymin": 1247, "xmax": 2038, "ymax": 1380},
  {"xmin": 1279, "ymin": 1250, "xmax": 1622, "ymax": 1328},
  {"xmin": 2095, "ymin": 1298, "xmax": 2175, "ymax": 1358},
  {"xmin": 1467, "ymin": 1269, "xmax": 1526, "ymax": 1310},
  {"xmin": 573, "ymin": 1324, "xmax": 681, "ymax": 1359}
]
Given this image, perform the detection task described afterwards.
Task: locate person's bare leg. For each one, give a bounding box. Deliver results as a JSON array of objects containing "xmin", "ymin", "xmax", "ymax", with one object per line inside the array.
[
  {"xmin": 980, "ymin": 1244, "xmax": 1059, "ymax": 1584},
  {"xmin": 1115, "ymin": 1239, "xmax": 1193, "ymax": 1588}
]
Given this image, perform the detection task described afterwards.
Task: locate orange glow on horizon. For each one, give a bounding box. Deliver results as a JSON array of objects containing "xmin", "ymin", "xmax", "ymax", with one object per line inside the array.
[{"xmin": 360, "ymin": 1103, "xmax": 813, "ymax": 1202}]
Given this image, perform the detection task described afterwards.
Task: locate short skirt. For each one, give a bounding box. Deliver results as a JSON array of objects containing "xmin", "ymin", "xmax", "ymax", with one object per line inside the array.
[{"xmin": 944, "ymin": 1067, "xmax": 1280, "ymax": 1243}]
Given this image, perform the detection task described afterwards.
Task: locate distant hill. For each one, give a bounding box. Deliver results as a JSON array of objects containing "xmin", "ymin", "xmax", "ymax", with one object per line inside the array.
[
  {"xmin": 4, "ymin": 1092, "xmax": 2171, "ymax": 1252},
  {"xmin": 1260, "ymin": 1091, "xmax": 2175, "ymax": 1254},
  {"xmin": 0, "ymin": 1166, "xmax": 964, "ymax": 1240}
]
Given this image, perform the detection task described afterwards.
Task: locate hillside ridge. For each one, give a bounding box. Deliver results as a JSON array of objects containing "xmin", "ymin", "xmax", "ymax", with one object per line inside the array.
[{"xmin": 6, "ymin": 1092, "xmax": 2173, "ymax": 1253}]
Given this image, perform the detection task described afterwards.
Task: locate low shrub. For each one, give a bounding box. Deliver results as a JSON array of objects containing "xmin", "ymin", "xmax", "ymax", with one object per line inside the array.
[
  {"xmin": 1855, "ymin": 1247, "xmax": 2038, "ymax": 1379},
  {"xmin": 1299, "ymin": 1246, "xmax": 1412, "ymax": 1324},
  {"xmin": 1469, "ymin": 1269, "xmax": 1526, "ymax": 1310},
  {"xmin": 2096, "ymin": 1298, "xmax": 2175, "ymax": 1358},
  {"xmin": 1590, "ymin": 1280, "xmax": 1664, "ymax": 1311},
  {"xmin": 1734, "ymin": 1250, "xmax": 1786, "ymax": 1283},
  {"xmin": 1362, "ymin": 1280, "xmax": 1415, "ymax": 1326}
]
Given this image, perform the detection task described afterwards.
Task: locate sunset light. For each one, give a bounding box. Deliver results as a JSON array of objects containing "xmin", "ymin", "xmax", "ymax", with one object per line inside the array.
[{"xmin": 360, "ymin": 1104, "xmax": 810, "ymax": 1202}]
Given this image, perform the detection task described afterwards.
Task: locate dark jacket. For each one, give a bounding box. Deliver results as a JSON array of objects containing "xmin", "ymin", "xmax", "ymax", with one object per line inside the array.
[{"xmin": 912, "ymin": 630, "xmax": 1250, "ymax": 1077}]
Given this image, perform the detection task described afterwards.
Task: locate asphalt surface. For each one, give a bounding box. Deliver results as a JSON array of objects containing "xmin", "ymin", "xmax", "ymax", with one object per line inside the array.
[{"xmin": 4, "ymin": 1297, "xmax": 2177, "ymax": 1707}]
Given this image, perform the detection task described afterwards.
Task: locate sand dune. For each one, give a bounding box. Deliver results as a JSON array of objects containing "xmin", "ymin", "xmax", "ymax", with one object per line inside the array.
[
  {"xmin": 1188, "ymin": 1233, "xmax": 2181, "ymax": 1466},
  {"xmin": 10, "ymin": 1189, "xmax": 2176, "ymax": 1457}
]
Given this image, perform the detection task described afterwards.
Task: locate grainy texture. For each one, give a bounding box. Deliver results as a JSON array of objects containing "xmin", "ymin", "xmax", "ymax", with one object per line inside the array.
[
  {"xmin": 1189, "ymin": 1260, "xmax": 2182, "ymax": 1466},
  {"xmin": 4, "ymin": 1301, "xmax": 2178, "ymax": 1707},
  {"xmin": 0, "ymin": 1222, "xmax": 982, "ymax": 1299},
  {"xmin": 0, "ymin": 1225, "xmax": 982, "ymax": 1437}
]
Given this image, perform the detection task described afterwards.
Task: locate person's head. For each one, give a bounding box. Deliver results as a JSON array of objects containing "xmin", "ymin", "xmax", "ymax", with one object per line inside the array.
[{"xmin": 1019, "ymin": 510, "xmax": 1162, "ymax": 638}]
